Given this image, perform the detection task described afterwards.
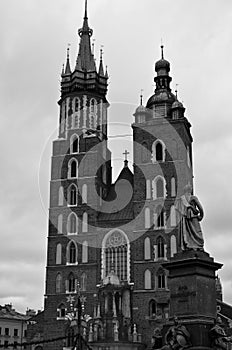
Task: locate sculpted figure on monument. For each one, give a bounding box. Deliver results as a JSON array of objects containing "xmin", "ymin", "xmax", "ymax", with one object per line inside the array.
[
  {"xmin": 210, "ymin": 316, "xmax": 232, "ymax": 350},
  {"xmin": 162, "ymin": 316, "xmax": 191, "ymax": 350},
  {"xmin": 175, "ymin": 184, "xmax": 204, "ymax": 251}
]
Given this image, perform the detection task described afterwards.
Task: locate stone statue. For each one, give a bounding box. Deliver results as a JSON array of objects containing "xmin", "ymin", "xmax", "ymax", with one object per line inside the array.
[
  {"xmin": 152, "ymin": 328, "xmax": 163, "ymax": 349},
  {"xmin": 175, "ymin": 184, "xmax": 204, "ymax": 251},
  {"xmin": 210, "ymin": 316, "xmax": 232, "ymax": 350},
  {"xmin": 162, "ymin": 316, "xmax": 191, "ymax": 350}
]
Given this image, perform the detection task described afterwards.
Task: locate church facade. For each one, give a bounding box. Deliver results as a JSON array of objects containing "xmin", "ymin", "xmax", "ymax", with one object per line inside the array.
[{"xmin": 43, "ymin": 2, "xmax": 195, "ymax": 349}]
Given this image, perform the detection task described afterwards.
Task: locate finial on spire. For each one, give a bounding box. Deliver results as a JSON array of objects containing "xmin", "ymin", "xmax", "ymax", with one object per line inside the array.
[
  {"xmin": 84, "ymin": 0, "xmax": 88, "ymax": 19},
  {"xmin": 92, "ymin": 38, "xmax": 95, "ymax": 54},
  {"xmin": 100, "ymin": 45, "xmax": 104, "ymax": 60},
  {"xmin": 140, "ymin": 89, "xmax": 144, "ymax": 105},
  {"xmin": 175, "ymin": 84, "xmax": 179, "ymax": 98},
  {"xmin": 161, "ymin": 44, "xmax": 164, "ymax": 59}
]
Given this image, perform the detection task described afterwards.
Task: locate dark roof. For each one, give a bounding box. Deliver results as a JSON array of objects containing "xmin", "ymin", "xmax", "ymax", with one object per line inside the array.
[
  {"xmin": 0, "ymin": 305, "xmax": 29, "ymax": 321},
  {"xmin": 98, "ymin": 164, "xmax": 134, "ymax": 222}
]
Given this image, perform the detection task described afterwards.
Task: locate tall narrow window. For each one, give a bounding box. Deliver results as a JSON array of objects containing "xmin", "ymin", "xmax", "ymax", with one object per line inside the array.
[
  {"xmin": 70, "ymin": 135, "xmax": 79, "ymax": 154},
  {"xmin": 152, "ymin": 176, "xmax": 166, "ymax": 199},
  {"xmin": 80, "ymin": 273, "xmax": 87, "ymax": 291},
  {"xmin": 152, "ymin": 140, "xmax": 165, "ymax": 163},
  {"xmin": 171, "ymin": 177, "xmax": 176, "ymax": 197},
  {"xmin": 157, "ymin": 237, "xmax": 165, "ymax": 258},
  {"xmin": 144, "ymin": 237, "xmax": 151, "ymax": 260},
  {"xmin": 68, "ymin": 185, "xmax": 77, "ymax": 206},
  {"xmin": 145, "ymin": 207, "xmax": 150, "ymax": 229},
  {"xmin": 82, "ymin": 212, "xmax": 88, "ymax": 232},
  {"xmin": 56, "ymin": 244, "xmax": 62, "ymax": 264},
  {"xmin": 82, "ymin": 241, "xmax": 88, "ymax": 263},
  {"xmin": 170, "ymin": 205, "xmax": 177, "ymax": 227},
  {"xmin": 156, "ymin": 142, "xmax": 163, "ymax": 161},
  {"xmin": 67, "ymin": 213, "xmax": 78, "ymax": 235},
  {"xmin": 144, "ymin": 269, "xmax": 151, "ymax": 289},
  {"xmin": 68, "ymin": 242, "xmax": 77, "ymax": 264},
  {"xmin": 58, "ymin": 214, "xmax": 63, "ymax": 234},
  {"xmin": 82, "ymin": 184, "xmax": 87, "ymax": 203},
  {"xmin": 67, "ymin": 273, "xmax": 75, "ymax": 293},
  {"xmin": 156, "ymin": 178, "xmax": 164, "ymax": 198},
  {"xmin": 68, "ymin": 159, "xmax": 78, "ymax": 178},
  {"xmin": 154, "ymin": 205, "xmax": 165, "ymax": 228},
  {"xmin": 170, "ymin": 235, "xmax": 177, "ymax": 257},
  {"xmin": 56, "ymin": 273, "xmax": 62, "ymax": 293},
  {"xmin": 146, "ymin": 180, "xmax": 151, "ymax": 199},
  {"xmin": 74, "ymin": 97, "xmax": 80, "ymax": 112},
  {"xmin": 58, "ymin": 186, "xmax": 64, "ymax": 206},
  {"xmin": 149, "ymin": 300, "xmax": 157, "ymax": 316},
  {"xmin": 157, "ymin": 271, "xmax": 166, "ymax": 289}
]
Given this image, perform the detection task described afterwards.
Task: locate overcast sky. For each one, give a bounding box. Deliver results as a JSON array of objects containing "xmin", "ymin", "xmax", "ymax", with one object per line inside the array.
[{"xmin": 0, "ymin": 0, "xmax": 232, "ymax": 313}]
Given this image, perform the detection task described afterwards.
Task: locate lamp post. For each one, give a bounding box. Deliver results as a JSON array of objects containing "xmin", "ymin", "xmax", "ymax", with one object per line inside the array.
[{"xmin": 65, "ymin": 282, "xmax": 89, "ymax": 350}]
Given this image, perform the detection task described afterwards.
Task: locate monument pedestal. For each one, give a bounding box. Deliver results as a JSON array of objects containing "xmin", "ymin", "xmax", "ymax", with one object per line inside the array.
[{"xmin": 163, "ymin": 250, "xmax": 222, "ymax": 349}]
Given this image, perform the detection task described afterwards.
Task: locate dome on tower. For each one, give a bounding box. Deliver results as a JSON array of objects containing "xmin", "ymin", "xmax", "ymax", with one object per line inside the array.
[
  {"xmin": 146, "ymin": 90, "xmax": 175, "ymax": 108},
  {"xmin": 135, "ymin": 104, "xmax": 147, "ymax": 114},
  {"xmin": 155, "ymin": 58, "xmax": 170, "ymax": 73},
  {"xmin": 172, "ymin": 99, "xmax": 184, "ymax": 109}
]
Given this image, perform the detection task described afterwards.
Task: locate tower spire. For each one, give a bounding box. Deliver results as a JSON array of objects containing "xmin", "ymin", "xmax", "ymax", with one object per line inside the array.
[
  {"xmin": 64, "ymin": 46, "xmax": 71, "ymax": 75},
  {"xmin": 98, "ymin": 47, "xmax": 105, "ymax": 76},
  {"xmin": 76, "ymin": 0, "xmax": 95, "ymax": 72},
  {"xmin": 161, "ymin": 44, "xmax": 164, "ymax": 59}
]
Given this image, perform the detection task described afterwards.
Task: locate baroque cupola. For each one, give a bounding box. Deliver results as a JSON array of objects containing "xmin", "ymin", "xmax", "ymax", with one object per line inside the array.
[
  {"xmin": 146, "ymin": 45, "xmax": 176, "ymax": 117},
  {"xmin": 171, "ymin": 89, "xmax": 186, "ymax": 119},
  {"xmin": 133, "ymin": 92, "xmax": 151, "ymax": 123}
]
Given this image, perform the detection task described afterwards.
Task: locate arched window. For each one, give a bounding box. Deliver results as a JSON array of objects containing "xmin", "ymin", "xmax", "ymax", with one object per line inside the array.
[
  {"xmin": 142, "ymin": 142, "xmax": 149, "ymax": 163},
  {"xmin": 157, "ymin": 237, "xmax": 165, "ymax": 258},
  {"xmin": 152, "ymin": 140, "xmax": 165, "ymax": 163},
  {"xmin": 56, "ymin": 273, "xmax": 62, "ymax": 293},
  {"xmin": 90, "ymin": 98, "xmax": 97, "ymax": 114},
  {"xmin": 144, "ymin": 237, "xmax": 151, "ymax": 260},
  {"xmin": 157, "ymin": 178, "xmax": 164, "ymax": 198},
  {"xmin": 82, "ymin": 240, "xmax": 88, "ymax": 263},
  {"xmin": 57, "ymin": 303, "xmax": 66, "ymax": 318},
  {"xmin": 58, "ymin": 214, "xmax": 63, "ymax": 234},
  {"xmin": 82, "ymin": 212, "xmax": 88, "ymax": 232},
  {"xmin": 67, "ymin": 213, "xmax": 78, "ymax": 235},
  {"xmin": 146, "ymin": 180, "xmax": 151, "ymax": 199},
  {"xmin": 68, "ymin": 184, "xmax": 77, "ymax": 206},
  {"xmin": 67, "ymin": 273, "xmax": 75, "ymax": 293},
  {"xmin": 58, "ymin": 186, "xmax": 64, "ymax": 206},
  {"xmin": 157, "ymin": 271, "xmax": 166, "ymax": 289},
  {"xmin": 154, "ymin": 205, "xmax": 165, "ymax": 229},
  {"xmin": 170, "ymin": 205, "xmax": 177, "ymax": 227},
  {"xmin": 73, "ymin": 97, "xmax": 80, "ymax": 112},
  {"xmin": 56, "ymin": 243, "xmax": 62, "ymax": 264},
  {"xmin": 80, "ymin": 273, "xmax": 87, "ymax": 291},
  {"xmin": 67, "ymin": 241, "xmax": 77, "ymax": 264},
  {"xmin": 70, "ymin": 135, "xmax": 79, "ymax": 154},
  {"xmin": 144, "ymin": 269, "xmax": 151, "ymax": 289},
  {"xmin": 145, "ymin": 207, "xmax": 150, "ymax": 229},
  {"xmin": 149, "ymin": 300, "xmax": 157, "ymax": 316},
  {"xmin": 103, "ymin": 229, "xmax": 129, "ymax": 282},
  {"xmin": 171, "ymin": 177, "xmax": 176, "ymax": 197},
  {"xmin": 68, "ymin": 159, "xmax": 78, "ymax": 179},
  {"xmin": 82, "ymin": 184, "xmax": 87, "ymax": 203},
  {"xmin": 152, "ymin": 176, "xmax": 166, "ymax": 199},
  {"xmin": 170, "ymin": 235, "xmax": 177, "ymax": 257}
]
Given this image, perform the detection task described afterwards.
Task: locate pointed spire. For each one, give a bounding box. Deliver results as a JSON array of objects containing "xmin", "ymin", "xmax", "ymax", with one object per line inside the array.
[
  {"xmin": 76, "ymin": 0, "xmax": 95, "ymax": 72},
  {"xmin": 105, "ymin": 65, "xmax": 109, "ymax": 79},
  {"xmin": 140, "ymin": 89, "xmax": 144, "ymax": 105},
  {"xmin": 98, "ymin": 47, "xmax": 105, "ymax": 76},
  {"xmin": 64, "ymin": 46, "xmax": 71, "ymax": 75},
  {"xmin": 161, "ymin": 44, "xmax": 164, "ymax": 59}
]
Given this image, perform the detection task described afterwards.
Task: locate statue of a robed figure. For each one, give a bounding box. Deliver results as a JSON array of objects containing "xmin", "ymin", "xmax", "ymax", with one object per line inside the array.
[{"xmin": 175, "ymin": 184, "xmax": 204, "ymax": 251}]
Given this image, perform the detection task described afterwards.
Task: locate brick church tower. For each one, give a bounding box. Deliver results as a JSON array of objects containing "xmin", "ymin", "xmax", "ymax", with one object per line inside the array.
[{"xmin": 42, "ymin": 2, "xmax": 196, "ymax": 349}]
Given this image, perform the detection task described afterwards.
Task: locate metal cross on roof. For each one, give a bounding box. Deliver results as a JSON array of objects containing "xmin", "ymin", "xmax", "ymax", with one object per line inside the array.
[{"xmin": 123, "ymin": 150, "xmax": 129, "ymax": 161}]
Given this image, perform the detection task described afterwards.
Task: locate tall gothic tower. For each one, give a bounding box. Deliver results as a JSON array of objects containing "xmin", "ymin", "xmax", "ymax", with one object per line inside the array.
[{"xmin": 42, "ymin": 3, "xmax": 195, "ymax": 350}]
